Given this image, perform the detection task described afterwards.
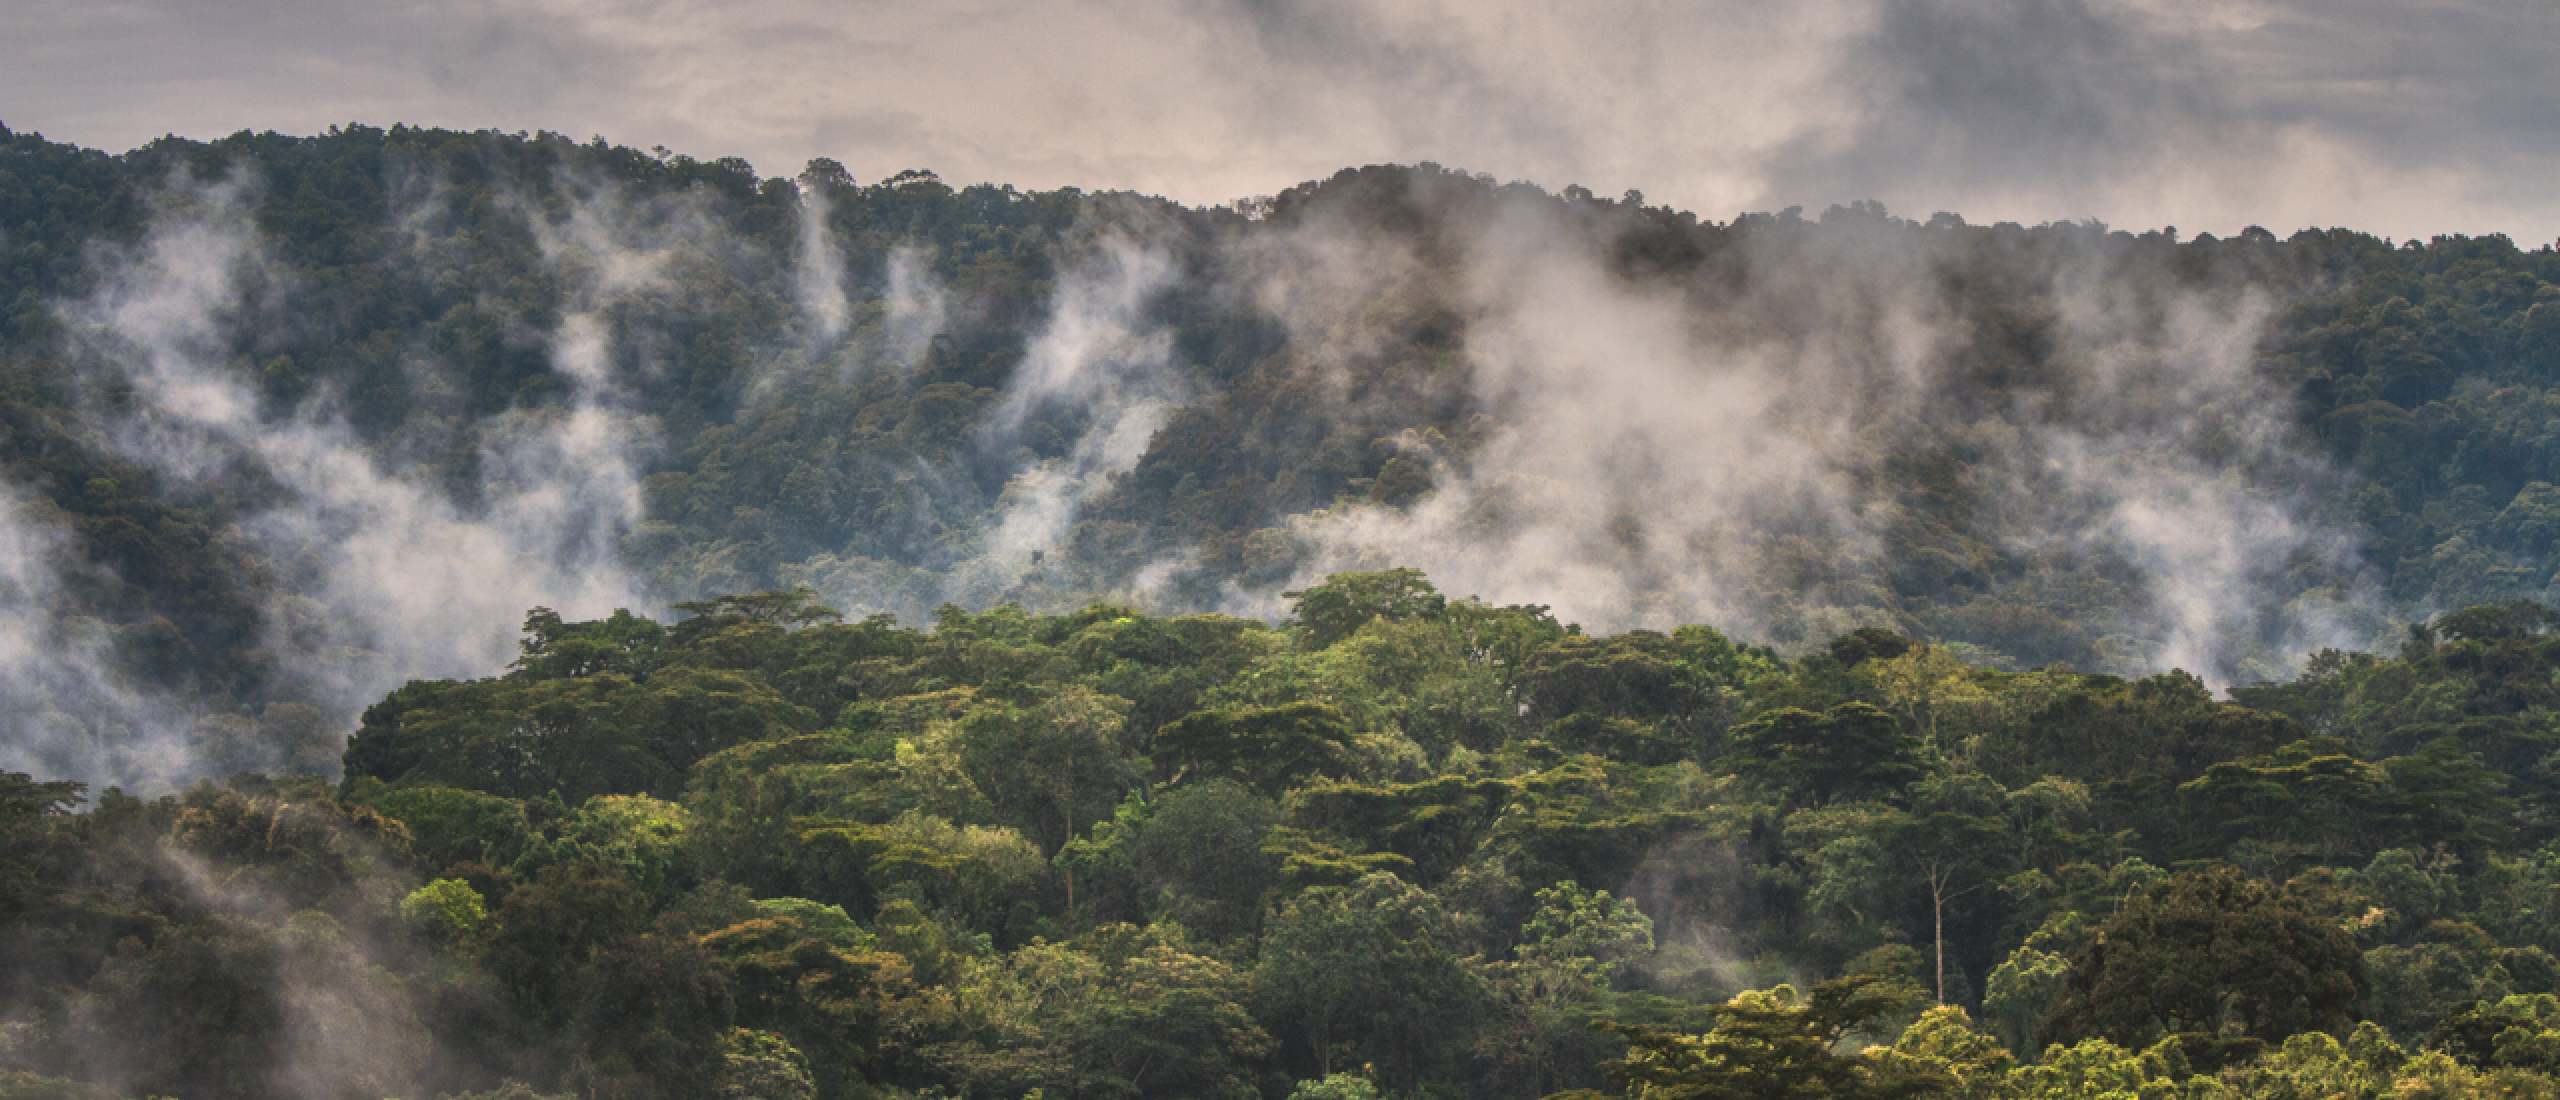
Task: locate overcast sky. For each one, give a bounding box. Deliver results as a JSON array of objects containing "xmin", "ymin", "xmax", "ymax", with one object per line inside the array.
[{"xmin": 4, "ymin": 0, "xmax": 2556, "ymax": 241}]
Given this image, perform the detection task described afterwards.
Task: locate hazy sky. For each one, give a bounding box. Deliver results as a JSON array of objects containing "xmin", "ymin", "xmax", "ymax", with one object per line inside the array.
[{"xmin": 5, "ymin": 0, "xmax": 2556, "ymax": 241}]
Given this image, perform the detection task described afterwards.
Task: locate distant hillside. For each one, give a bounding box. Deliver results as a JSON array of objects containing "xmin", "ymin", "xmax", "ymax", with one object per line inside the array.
[{"xmin": 2, "ymin": 121, "xmax": 2558, "ymax": 784}]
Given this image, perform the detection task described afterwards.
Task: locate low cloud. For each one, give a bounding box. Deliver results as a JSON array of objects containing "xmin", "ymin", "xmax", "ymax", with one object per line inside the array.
[{"xmin": 11, "ymin": 166, "xmax": 694, "ymax": 787}]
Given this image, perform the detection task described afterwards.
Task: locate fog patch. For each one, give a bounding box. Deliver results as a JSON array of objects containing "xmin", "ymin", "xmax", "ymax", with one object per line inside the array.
[
  {"xmin": 1201, "ymin": 186, "xmax": 2369, "ymax": 682},
  {"xmin": 790, "ymin": 180, "xmax": 851, "ymax": 349},
  {"xmin": 2029, "ymin": 280, "xmax": 2383, "ymax": 680},
  {"xmin": 34, "ymin": 167, "xmax": 675, "ymax": 786},
  {"xmin": 0, "ymin": 484, "xmax": 195, "ymax": 789},
  {"xmin": 963, "ymin": 226, "xmax": 1186, "ymax": 595},
  {"xmin": 879, "ymin": 244, "xmax": 949, "ymax": 372},
  {"xmin": 1242, "ymin": 198, "xmax": 1908, "ymax": 644}
]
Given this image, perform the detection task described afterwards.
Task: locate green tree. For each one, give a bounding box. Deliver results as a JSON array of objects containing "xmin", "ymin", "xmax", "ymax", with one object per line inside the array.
[
  {"xmin": 1558, "ymin": 972, "xmax": 1938, "ymax": 1100},
  {"xmin": 1485, "ymin": 882, "xmax": 1658, "ymax": 1093},
  {"xmin": 0, "ymin": 772, "xmax": 80, "ymax": 916},
  {"xmin": 1130, "ymin": 779, "xmax": 1281, "ymax": 939},
  {"xmin": 958, "ymin": 686, "xmax": 1140, "ymax": 857},
  {"xmin": 401, "ymin": 878, "xmax": 489, "ymax": 942},
  {"xmin": 1884, "ymin": 776, "xmax": 2012, "ymax": 1005},
  {"xmin": 1725, "ymin": 703, "xmax": 1925, "ymax": 806},
  {"xmin": 1257, "ymin": 871, "xmax": 1484, "ymax": 1088},
  {"xmin": 1151, "ymin": 702, "xmax": 1356, "ymax": 794},
  {"xmin": 512, "ymin": 607, "xmax": 667, "ymax": 681},
  {"xmin": 716, "ymin": 1028, "xmax": 816, "ymax": 1100},
  {"xmin": 2428, "ymin": 993, "xmax": 2560, "ymax": 1073},
  {"xmin": 1983, "ymin": 932, "xmax": 2073, "ymax": 1058},
  {"xmin": 366, "ymin": 784, "xmax": 535, "ymax": 874},
  {"xmin": 932, "ymin": 927, "xmax": 1272, "ymax": 1099},
  {"xmin": 2041, "ymin": 867, "xmax": 2367, "ymax": 1066},
  {"xmin": 1287, "ymin": 569, "xmax": 1448, "ymax": 650},
  {"xmin": 1869, "ymin": 645, "xmax": 1989, "ymax": 755},
  {"xmin": 699, "ymin": 911, "xmax": 930, "ymax": 1091}
]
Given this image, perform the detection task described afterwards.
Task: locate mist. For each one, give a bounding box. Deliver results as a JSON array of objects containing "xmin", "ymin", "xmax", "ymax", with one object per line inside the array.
[
  {"xmin": 0, "ymin": 483, "xmax": 194, "ymax": 787},
  {"xmin": 0, "ymin": 133, "xmax": 2488, "ymax": 792},
  {"xmin": 1140, "ymin": 185, "xmax": 2380, "ymax": 682},
  {"xmin": 10, "ymin": 165, "xmax": 687, "ymax": 789}
]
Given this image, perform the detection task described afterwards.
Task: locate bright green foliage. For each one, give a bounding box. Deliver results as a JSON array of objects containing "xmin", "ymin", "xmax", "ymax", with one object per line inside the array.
[
  {"xmin": 1515, "ymin": 882, "xmax": 1657, "ymax": 997},
  {"xmin": 1288, "ymin": 1072, "xmax": 1387, "ymax": 1100},
  {"xmin": 2216, "ymin": 1024, "xmax": 2493, "ymax": 1100},
  {"xmin": 930, "ymin": 925, "xmax": 1272, "ymax": 1099},
  {"xmin": 11, "ymin": 581, "xmax": 2560, "ymax": 1099},
  {"xmin": 2432, "ymin": 995, "xmax": 2560, "ymax": 1074},
  {"xmin": 2006, "ymin": 1036, "xmax": 2213, "ymax": 1100},
  {"xmin": 1883, "ymin": 1006, "xmax": 2013, "ymax": 1100},
  {"xmin": 717, "ymin": 1028, "xmax": 817, "ymax": 1100},
  {"xmin": 1568, "ymin": 972, "xmax": 1934, "ymax": 1100},
  {"xmin": 1870, "ymin": 646, "xmax": 1992, "ymax": 755},
  {"xmin": 400, "ymin": 878, "xmax": 488, "ymax": 941},
  {"xmin": 1983, "ymin": 942, "xmax": 2072, "ymax": 1057},
  {"xmin": 556, "ymin": 794, "xmax": 695, "ymax": 898},
  {"xmin": 1485, "ymin": 883, "xmax": 1662, "ymax": 1094}
]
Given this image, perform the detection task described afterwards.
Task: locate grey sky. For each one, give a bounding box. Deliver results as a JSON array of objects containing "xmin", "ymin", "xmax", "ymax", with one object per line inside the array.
[{"xmin": 4, "ymin": 0, "xmax": 2555, "ymax": 240}]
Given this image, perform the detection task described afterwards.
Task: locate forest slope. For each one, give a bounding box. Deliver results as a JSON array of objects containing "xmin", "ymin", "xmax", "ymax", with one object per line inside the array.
[
  {"xmin": 3, "ymin": 122, "xmax": 2559, "ymax": 784},
  {"xmin": 0, "ymin": 573, "xmax": 2556, "ymax": 1099}
]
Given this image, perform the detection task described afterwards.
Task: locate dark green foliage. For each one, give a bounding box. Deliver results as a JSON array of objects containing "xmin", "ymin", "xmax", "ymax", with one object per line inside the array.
[
  {"xmin": 0, "ymin": 774, "xmax": 82, "ymax": 916},
  {"xmin": 3, "ymin": 126, "xmax": 2560, "ymax": 784},
  {"xmin": 1256, "ymin": 872, "xmax": 1484, "ymax": 1089},
  {"xmin": 1130, "ymin": 779, "xmax": 1281, "ymax": 938},
  {"xmin": 1153, "ymin": 701, "xmax": 1356, "ymax": 792},
  {"xmin": 1286, "ymin": 569, "xmax": 1448, "ymax": 650},
  {"xmin": 1724, "ymin": 702, "xmax": 1923, "ymax": 806},
  {"xmin": 343, "ymin": 665, "xmax": 818, "ymax": 801},
  {"xmin": 2040, "ymin": 867, "xmax": 2367, "ymax": 1064}
]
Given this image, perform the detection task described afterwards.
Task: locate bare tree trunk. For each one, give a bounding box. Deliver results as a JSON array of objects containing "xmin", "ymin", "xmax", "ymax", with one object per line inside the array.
[{"xmin": 1932, "ymin": 867, "xmax": 1947, "ymax": 1004}]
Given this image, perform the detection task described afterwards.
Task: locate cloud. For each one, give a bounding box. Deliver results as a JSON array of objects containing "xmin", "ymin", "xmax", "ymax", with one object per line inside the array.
[
  {"xmin": 0, "ymin": 482, "xmax": 197, "ymax": 789},
  {"xmin": 16, "ymin": 164, "xmax": 693, "ymax": 787},
  {"xmin": 808, "ymin": 208, "xmax": 1189, "ymax": 615},
  {"xmin": 790, "ymin": 181, "xmax": 851, "ymax": 349},
  {"xmin": 3, "ymin": 0, "xmax": 2553, "ymax": 240},
  {"xmin": 1184, "ymin": 185, "xmax": 2373, "ymax": 682},
  {"xmin": 880, "ymin": 245, "xmax": 950, "ymax": 372}
]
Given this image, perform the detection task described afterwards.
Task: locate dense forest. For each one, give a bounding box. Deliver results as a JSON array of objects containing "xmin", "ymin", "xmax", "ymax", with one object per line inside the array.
[
  {"xmin": 4, "ymin": 123, "xmax": 2560, "ymax": 1098},
  {"xmin": 2, "ymin": 574, "xmax": 2557, "ymax": 1098},
  {"xmin": 2, "ymin": 121, "xmax": 2560, "ymax": 786}
]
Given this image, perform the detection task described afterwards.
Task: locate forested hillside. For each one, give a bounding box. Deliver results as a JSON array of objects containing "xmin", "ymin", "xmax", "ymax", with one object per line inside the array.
[
  {"xmin": 1, "ymin": 574, "xmax": 2556, "ymax": 1099},
  {"xmin": 3, "ymin": 122, "xmax": 2560, "ymax": 786},
  {"xmin": 4, "ymin": 121, "xmax": 2560, "ymax": 1100}
]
